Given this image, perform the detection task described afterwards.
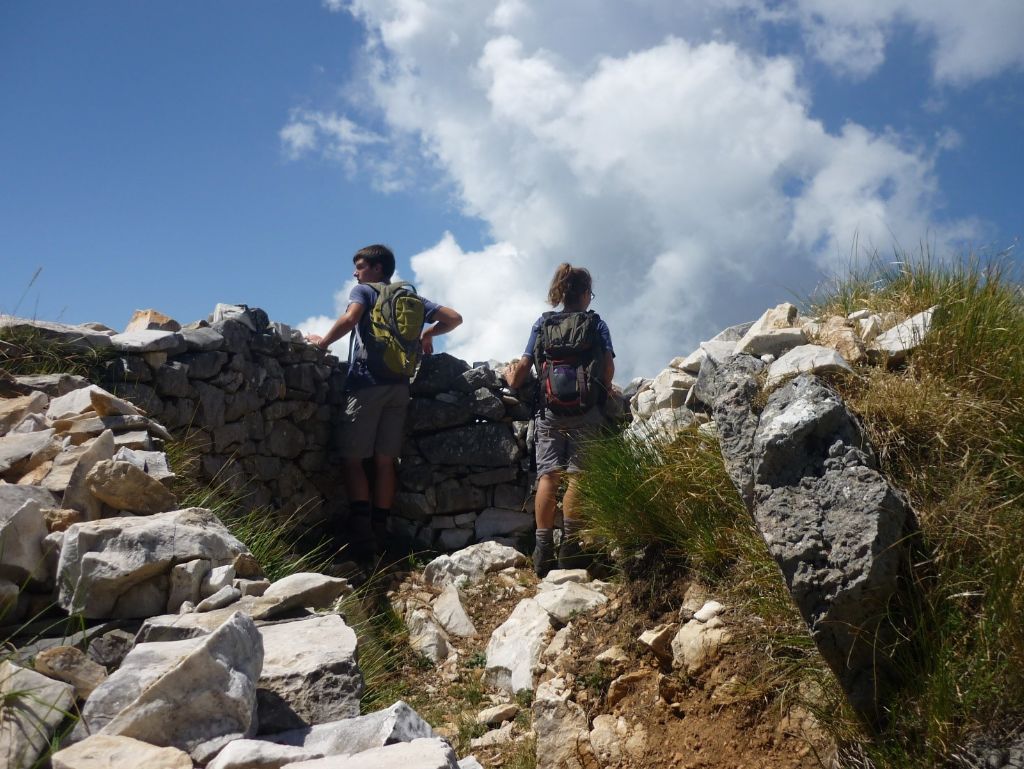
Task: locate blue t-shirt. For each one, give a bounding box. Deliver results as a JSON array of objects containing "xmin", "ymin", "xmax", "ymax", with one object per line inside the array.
[
  {"xmin": 346, "ymin": 282, "xmax": 440, "ymax": 391},
  {"xmin": 522, "ymin": 312, "xmax": 615, "ymax": 360}
]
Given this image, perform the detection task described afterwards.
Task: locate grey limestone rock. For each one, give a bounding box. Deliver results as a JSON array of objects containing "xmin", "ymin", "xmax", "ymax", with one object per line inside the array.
[
  {"xmin": 182, "ymin": 326, "xmax": 225, "ymax": 352},
  {"xmin": 417, "ymin": 423, "xmax": 519, "ymax": 467},
  {"xmin": 751, "ymin": 375, "xmax": 913, "ymax": 717},
  {"xmin": 406, "ymin": 398, "xmax": 472, "ymax": 434},
  {"xmin": 264, "ymin": 701, "xmax": 436, "ymax": 756},
  {"xmin": 57, "ymin": 507, "xmax": 250, "ymax": 617},
  {"xmin": 256, "ymin": 614, "xmax": 363, "ymax": 733},
  {"xmin": 111, "ymin": 329, "xmax": 186, "ymax": 354},
  {"xmin": 0, "ymin": 660, "xmax": 76, "ymax": 769},
  {"xmin": 76, "ymin": 611, "xmax": 263, "ymax": 763},
  {"xmin": 410, "ymin": 353, "xmax": 470, "ymax": 395},
  {"xmin": 0, "ymin": 317, "xmax": 113, "ymax": 351},
  {"xmin": 693, "ymin": 355, "xmax": 765, "ymax": 508}
]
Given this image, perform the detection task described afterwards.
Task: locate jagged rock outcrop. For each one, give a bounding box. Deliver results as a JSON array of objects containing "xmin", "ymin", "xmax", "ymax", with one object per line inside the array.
[{"xmin": 701, "ymin": 360, "xmax": 915, "ymax": 717}]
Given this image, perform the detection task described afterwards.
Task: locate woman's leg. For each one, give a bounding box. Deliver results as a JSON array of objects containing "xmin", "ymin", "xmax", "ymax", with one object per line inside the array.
[
  {"xmin": 533, "ymin": 470, "xmax": 561, "ymax": 577},
  {"xmin": 558, "ymin": 475, "xmax": 587, "ymax": 569}
]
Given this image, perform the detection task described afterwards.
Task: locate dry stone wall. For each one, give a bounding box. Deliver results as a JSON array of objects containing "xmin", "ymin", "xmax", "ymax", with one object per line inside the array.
[
  {"xmin": 95, "ymin": 306, "xmax": 349, "ymax": 536},
  {"xmin": 89, "ymin": 306, "xmax": 538, "ymax": 551},
  {"xmin": 395, "ymin": 353, "xmax": 536, "ymax": 552}
]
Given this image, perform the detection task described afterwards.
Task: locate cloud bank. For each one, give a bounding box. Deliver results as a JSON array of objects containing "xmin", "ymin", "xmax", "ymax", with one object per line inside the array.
[{"xmin": 298, "ymin": 0, "xmax": 1016, "ymax": 377}]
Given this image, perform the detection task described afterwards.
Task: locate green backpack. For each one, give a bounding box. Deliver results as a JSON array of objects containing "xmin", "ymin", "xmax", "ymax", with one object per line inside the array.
[{"xmin": 363, "ymin": 281, "xmax": 426, "ymax": 378}]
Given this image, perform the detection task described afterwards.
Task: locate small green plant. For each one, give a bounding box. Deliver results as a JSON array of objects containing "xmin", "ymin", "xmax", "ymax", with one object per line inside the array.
[
  {"xmin": 514, "ymin": 688, "xmax": 534, "ymax": 709},
  {"xmin": 466, "ymin": 650, "xmax": 487, "ymax": 669},
  {"xmin": 499, "ymin": 733, "xmax": 537, "ymax": 769},
  {"xmin": 334, "ymin": 571, "xmax": 413, "ymax": 714}
]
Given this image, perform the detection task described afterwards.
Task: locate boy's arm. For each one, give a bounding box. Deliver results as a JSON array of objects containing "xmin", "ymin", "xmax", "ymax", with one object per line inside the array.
[
  {"xmin": 306, "ymin": 302, "xmax": 365, "ymax": 350},
  {"xmin": 421, "ymin": 305, "xmax": 463, "ymax": 355}
]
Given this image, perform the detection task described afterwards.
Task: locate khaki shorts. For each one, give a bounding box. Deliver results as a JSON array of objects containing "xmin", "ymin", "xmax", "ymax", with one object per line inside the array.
[
  {"xmin": 535, "ymin": 408, "xmax": 606, "ymax": 478},
  {"xmin": 339, "ymin": 384, "xmax": 410, "ymax": 459}
]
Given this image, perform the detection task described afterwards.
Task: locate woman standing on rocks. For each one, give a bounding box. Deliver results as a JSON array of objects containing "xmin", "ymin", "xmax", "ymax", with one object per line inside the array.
[{"xmin": 504, "ymin": 263, "xmax": 615, "ymax": 577}]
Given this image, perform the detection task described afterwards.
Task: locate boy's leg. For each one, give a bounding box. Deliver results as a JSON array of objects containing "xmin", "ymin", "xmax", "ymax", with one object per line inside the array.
[
  {"xmin": 338, "ymin": 388, "xmax": 388, "ymax": 559},
  {"xmin": 368, "ymin": 384, "xmax": 411, "ymax": 552}
]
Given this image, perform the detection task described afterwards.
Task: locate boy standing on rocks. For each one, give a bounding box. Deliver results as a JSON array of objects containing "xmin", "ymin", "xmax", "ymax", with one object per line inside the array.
[{"xmin": 307, "ymin": 244, "xmax": 463, "ymax": 559}]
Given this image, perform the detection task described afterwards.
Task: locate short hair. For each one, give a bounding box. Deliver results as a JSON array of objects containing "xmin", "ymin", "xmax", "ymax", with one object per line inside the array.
[
  {"xmin": 547, "ymin": 263, "xmax": 592, "ymax": 307},
  {"xmin": 353, "ymin": 244, "xmax": 396, "ymax": 280}
]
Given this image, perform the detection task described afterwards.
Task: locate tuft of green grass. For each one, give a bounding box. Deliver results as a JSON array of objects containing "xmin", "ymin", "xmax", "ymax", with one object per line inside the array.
[
  {"xmin": 0, "ymin": 324, "xmax": 117, "ymax": 379},
  {"xmin": 577, "ymin": 425, "xmax": 747, "ymax": 582},
  {"xmin": 334, "ymin": 575, "xmax": 413, "ymax": 714}
]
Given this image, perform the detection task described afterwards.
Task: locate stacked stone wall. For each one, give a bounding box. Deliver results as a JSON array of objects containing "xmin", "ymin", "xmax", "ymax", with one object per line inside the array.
[
  {"xmin": 98, "ymin": 307, "xmax": 348, "ymax": 536},
  {"xmin": 98, "ymin": 306, "xmax": 538, "ymax": 551},
  {"xmin": 394, "ymin": 353, "xmax": 536, "ymax": 551}
]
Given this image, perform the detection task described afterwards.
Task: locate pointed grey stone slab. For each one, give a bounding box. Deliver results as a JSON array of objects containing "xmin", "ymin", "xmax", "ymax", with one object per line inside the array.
[{"xmin": 110, "ymin": 329, "xmax": 186, "ymax": 354}]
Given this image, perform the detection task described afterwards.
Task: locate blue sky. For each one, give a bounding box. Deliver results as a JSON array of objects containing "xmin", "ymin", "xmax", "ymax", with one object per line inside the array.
[{"xmin": 2, "ymin": 1, "xmax": 1022, "ymax": 378}]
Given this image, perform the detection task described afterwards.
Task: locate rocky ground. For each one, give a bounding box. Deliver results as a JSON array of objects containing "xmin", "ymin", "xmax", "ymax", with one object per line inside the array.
[{"xmin": 384, "ymin": 544, "xmax": 833, "ymax": 769}]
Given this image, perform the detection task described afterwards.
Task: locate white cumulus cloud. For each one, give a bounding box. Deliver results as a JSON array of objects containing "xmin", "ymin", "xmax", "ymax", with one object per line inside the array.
[{"xmin": 301, "ymin": 0, "xmax": 995, "ymax": 377}]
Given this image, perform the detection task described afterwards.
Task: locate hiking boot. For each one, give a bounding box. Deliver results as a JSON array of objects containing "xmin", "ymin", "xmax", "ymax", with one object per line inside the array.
[
  {"xmin": 345, "ymin": 513, "xmax": 378, "ymax": 563},
  {"xmin": 533, "ymin": 530, "xmax": 557, "ymax": 578},
  {"xmin": 557, "ymin": 535, "xmax": 587, "ymax": 571}
]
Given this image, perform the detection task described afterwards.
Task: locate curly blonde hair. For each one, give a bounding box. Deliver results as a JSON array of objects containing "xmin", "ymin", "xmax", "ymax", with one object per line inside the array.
[{"xmin": 547, "ymin": 263, "xmax": 592, "ymax": 307}]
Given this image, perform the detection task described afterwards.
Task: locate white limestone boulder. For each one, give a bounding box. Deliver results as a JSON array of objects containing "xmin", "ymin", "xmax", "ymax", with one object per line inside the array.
[
  {"xmin": 423, "ymin": 541, "xmax": 527, "ymax": 588},
  {"xmin": 62, "ymin": 430, "xmax": 116, "ymax": 520},
  {"xmin": 671, "ymin": 616, "xmax": 732, "ymax": 675},
  {"xmin": 406, "ymin": 607, "xmax": 450, "ymax": 664},
  {"xmin": 532, "ymin": 677, "xmax": 595, "ymax": 769},
  {"xmin": 51, "ymin": 734, "xmax": 192, "ymax": 769},
  {"xmin": 84, "ymin": 459, "xmax": 177, "ymax": 514},
  {"xmin": 651, "ymin": 368, "xmax": 696, "ymax": 410},
  {"xmin": 256, "ymin": 614, "xmax": 363, "ymax": 734},
  {"xmin": 57, "ymin": 507, "xmax": 250, "ymax": 618},
  {"xmin": 261, "ymin": 572, "xmax": 352, "ymax": 611},
  {"xmin": 264, "ymin": 700, "xmax": 435, "ymax": 758},
  {"xmin": 0, "ymin": 660, "xmax": 75, "ymax": 769},
  {"xmin": 282, "ymin": 738, "xmax": 458, "ymax": 769},
  {"xmin": 871, "ymin": 306, "xmax": 936, "ymax": 365},
  {"xmin": 765, "ymin": 344, "xmax": 855, "ymax": 388},
  {"xmin": 534, "ymin": 582, "xmax": 607, "ymax": 625},
  {"xmin": 0, "ymin": 391, "xmax": 48, "ymax": 436},
  {"xmin": 431, "ymin": 584, "xmax": 477, "ymax": 638},
  {"xmin": 75, "ymin": 611, "xmax": 263, "ymax": 763},
  {"xmin": 484, "ymin": 597, "xmax": 553, "ymax": 694},
  {"xmin": 0, "ymin": 486, "xmax": 55, "ymax": 584},
  {"xmin": 0, "ymin": 428, "xmax": 59, "ymax": 480},
  {"xmin": 207, "ymin": 738, "xmax": 321, "ymax": 769}
]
